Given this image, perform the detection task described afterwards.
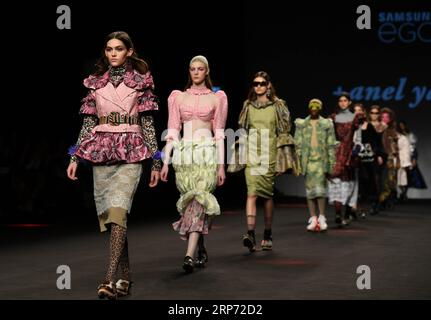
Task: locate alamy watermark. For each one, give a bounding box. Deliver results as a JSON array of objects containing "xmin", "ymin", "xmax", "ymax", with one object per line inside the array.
[
  {"xmin": 356, "ymin": 5, "xmax": 431, "ymax": 44},
  {"xmin": 56, "ymin": 265, "xmax": 71, "ymax": 290},
  {"xmin": 356, "ymin": 265, "xmax": 371, "ymax": 290},
  {"xmin": 56, "ymin": 5, "xmax": 71, "ymax": 30},
  {"xmin": 161, "ymin": 127, "xmax": 272, "ymax": 175}
]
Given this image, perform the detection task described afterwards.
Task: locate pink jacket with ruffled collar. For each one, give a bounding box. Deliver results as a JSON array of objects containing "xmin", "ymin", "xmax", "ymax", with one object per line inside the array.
[{"xmin": 80, "ymin": 67, "xmax": 158, "ymax": 133}]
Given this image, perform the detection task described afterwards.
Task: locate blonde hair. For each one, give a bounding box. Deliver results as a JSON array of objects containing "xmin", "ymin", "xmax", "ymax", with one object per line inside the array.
[
  {"xmin": 185, "ymin": 55, "xmax": 213, "ymax": 90},
  {"xmin": 189, "ymin": 55, "xmax": 210, "ymax": 73}
]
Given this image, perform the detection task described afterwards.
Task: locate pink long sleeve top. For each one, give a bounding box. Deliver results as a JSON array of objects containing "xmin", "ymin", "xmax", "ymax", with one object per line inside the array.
[{"xmin": 165, "ymin": 87, "xmax": 228, "ymax": 141}]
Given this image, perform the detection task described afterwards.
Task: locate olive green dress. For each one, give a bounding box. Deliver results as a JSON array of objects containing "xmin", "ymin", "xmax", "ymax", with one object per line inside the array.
[{"xmin": 245, "ymin": 101, "xmax": 277, "ymax": 198}]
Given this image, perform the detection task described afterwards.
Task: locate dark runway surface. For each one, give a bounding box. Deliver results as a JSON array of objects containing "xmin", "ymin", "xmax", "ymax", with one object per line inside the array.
[{"xmin": 1, "ymin": 200, "xmax": 430, "ymax": 300}]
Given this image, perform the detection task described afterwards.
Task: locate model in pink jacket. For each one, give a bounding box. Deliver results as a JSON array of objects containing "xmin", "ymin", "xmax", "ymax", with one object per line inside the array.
[{"xmin": 66, "ymin": 31, "xmax": 160, "ymax": 300}]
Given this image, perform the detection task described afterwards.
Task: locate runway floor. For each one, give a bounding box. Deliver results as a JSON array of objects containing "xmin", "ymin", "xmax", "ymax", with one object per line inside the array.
[{"xmin": 1, "ymin": 200, "xmax": 430, "ymax": 300}]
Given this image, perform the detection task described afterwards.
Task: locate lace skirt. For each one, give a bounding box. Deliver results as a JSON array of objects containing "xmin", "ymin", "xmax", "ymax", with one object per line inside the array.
[{"xmin": 93, "ymin": 163, "xmax": 142, "ymax": 219}]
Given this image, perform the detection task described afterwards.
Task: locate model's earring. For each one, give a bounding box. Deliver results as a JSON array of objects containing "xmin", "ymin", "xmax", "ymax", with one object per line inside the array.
[{"xmin": 266, "ymin": 88, "xmax": 272, "ymax": 97}]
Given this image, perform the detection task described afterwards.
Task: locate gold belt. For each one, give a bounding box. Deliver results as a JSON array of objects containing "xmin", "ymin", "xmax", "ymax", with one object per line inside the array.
[{"xmin": 99, "ymin": 112, "xmax": 140, "ymax": 126}]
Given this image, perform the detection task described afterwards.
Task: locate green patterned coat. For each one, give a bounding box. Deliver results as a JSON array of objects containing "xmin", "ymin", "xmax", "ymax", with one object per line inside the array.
[
  {"xmin": 235, "ymin": 98, "xmax": 300, "ymax": 175},
  {"xmin": 294, "ymin": 116, "xmax": 337, "ymax": 176}
]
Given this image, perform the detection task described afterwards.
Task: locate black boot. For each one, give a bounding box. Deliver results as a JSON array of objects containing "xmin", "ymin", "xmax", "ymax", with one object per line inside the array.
[
  {"xmin": 183, "ymin": 256, "xmax": 194, "ymax": 274},
  {"xmin": 350, "ymin": 208, "xmax": 358, "ymax": 221},
  {"xmin": 370, "ymin": 202, "xmax": 379, "ymax": 216},
  {"xmin": 400, "ymin": 187, "xmax": 408, "ymax": 203},
  {"xmin": 195, "ymin": 234, "xmax": 208, "ymax": 268},
  {"xmin": 242, "ymin": 230, "xmax": 256, "ymax": 252},
  {"xmin": 343, "ymin": 206, "xmax": 351, "ymax": 225},
  {"xmin": 262, "ymin": 229, "xmax": 273, "ymax": 251}
]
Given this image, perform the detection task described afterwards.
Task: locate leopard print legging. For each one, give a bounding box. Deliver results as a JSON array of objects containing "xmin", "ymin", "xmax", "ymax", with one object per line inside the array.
[{"xmin": 105, "ymin": 224, "xmax": 130, "ymax": 282}]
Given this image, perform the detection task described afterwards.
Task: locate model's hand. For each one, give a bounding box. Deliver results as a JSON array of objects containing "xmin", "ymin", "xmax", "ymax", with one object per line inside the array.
[
  {"xmin": 160, "ymin": 164, "xmax": 169, "ymax": 182},
  {"xmin": 377, "ymin": 156, "xmax": 383, "ymax": 166},
  {"xmin": 276, "ymin": 171, "xmax": 283, "ymax": 176},
  {"xmin": 149, "ymin": 170, "xmax": 160, "ymax": 188},
  {"xmin": 67, "ymin": 162, "xmax": 78, "ymax": 181},
  {"xmin": 217, "ymin": 166, "xmax": 226, "ymax": 186},
  {"xmin": 412, "ymin": 158, "xmax": 417, "ymax": 167}
]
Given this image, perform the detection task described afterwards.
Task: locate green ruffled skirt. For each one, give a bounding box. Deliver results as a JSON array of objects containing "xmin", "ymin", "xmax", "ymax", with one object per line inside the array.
[{"xmin": 171, "ymin": 139, "xmax": 220, "ymax": 239}]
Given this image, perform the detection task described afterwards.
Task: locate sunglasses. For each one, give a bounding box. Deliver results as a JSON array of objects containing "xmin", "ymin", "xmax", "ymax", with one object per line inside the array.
[
  {"xmin": 370, "ymin": 111, "xmax": 380, "ymax": 115},
  {"xmin": 253, "ymin": 81, "xmax": 267, "ymax": 87}
]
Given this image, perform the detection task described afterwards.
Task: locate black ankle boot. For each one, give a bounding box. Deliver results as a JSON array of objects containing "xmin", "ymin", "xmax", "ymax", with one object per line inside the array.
[
  {"xmin": 262, "ymin": 229, "xmax": 273, "ymax": 251},
  {"xmin": 195, "ymin": 234, "xmax": 208, "ymax": 268},
  {"xmin": 344, "ymin": 206, "xmax": 352, "ymax": 222},
  {"xmin": 183, "ymin": 256, "xmax": 194, "ymax": 273},
  {"xmin": 196, "ymin": 249, "xmax": 208, "ymax": 268},
  {"xmin": 370, "ymin": 202, "xmax": 379, "ymax": 215},
  {"xmin": 351, "ymin": 209, "xmax": 358, "ymax": 220},
  {"xmin": 242, "ymin": 230, "xmax": 256, "ymax": 252}
]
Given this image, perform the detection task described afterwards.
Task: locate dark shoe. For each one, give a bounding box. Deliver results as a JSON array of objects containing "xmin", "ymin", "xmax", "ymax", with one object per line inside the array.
[
  {"xmin": 195, "ymin": 248, "xmax": 208, "ymax": 268},
  {"xmin": 97, "ymin": 281, "xmax": 117, "ymax": 300},
  {"xmin": 261, "ymin": 239, "xmax": 273, "ymax": 251},
  {"xmin": 379, "ymin": 200, "xmax": 387, "ymax": 211},
  {"xmin": 344, "ymin": 206, "xmax": 353, "ymax": 222},
  {"xmin": 242, "ymin": 233, "xmax": 256, "ymax": 252},
  {"xmin": 350, "ymin": 209, "xmax": 358, "ymax": 221},
  {"xmin": 387, "ymin": 199, "xmax": 395, "ymax": 210},
  {"xmin": 183, "ymin": 256, "xmax": 194, "ymax": 274},
  {"xmin": 358, "ymin": 209, "xmax": 367, "ymax": 219},
  {"xmin": 116, "ymin": 279, "xmax": 132, "ymax": 297},
  {"xmin": 370, "ymin": 203, "xmax": 379, "ymax": 216}
]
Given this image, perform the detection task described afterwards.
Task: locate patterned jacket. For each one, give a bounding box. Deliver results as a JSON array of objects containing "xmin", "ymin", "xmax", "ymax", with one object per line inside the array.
[
  {"xmin": 236, "ymin": 98, "xmax": 300, "ymax": 175},
  {"xmin": 294, "ymin": 116, "xmax": 337, "ymax": 175}
]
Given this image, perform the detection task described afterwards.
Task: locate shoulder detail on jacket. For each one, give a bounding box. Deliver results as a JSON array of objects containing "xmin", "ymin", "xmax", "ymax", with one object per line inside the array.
[
  {"xmin": 295, "ymin": 118, "xmax": 305, "ymax": 127},
  {"xmin": 124, "ymin": 70, "xmax": 155, "ymax": 90},
  {"xmin": 275, "ymin": 98, "xmax": 287, "ymax": 107},
  {"xmin": 243, "ymin": 100, "xmax": 252, "ymax": 108},
  {"xmin": 214, "ymin": 89, "xmax": 227, "ymax": 99},
  {"xmin": 169, "ymin": 89, "xmax": 183, "ymax": 99},
  {"xmin": 83, "ymin": 72, "xmax": 109, "ymax": 90},
  {"xmin": 320, "ymin": 118, "xmax": 333, "ymax": 127}
]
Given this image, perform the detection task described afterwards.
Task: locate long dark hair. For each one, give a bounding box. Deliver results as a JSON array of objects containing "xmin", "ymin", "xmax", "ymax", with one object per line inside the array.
[
  {"xmin": 369, "ymin": 105, "xmax": 382, "ymax": 121},
  {"xmin": 353, "ymin": 103, "xmax": 367, "ymax": 120},
  {"xmin": 247, "ymin": 71, "xmax": 277, "ymax": 102},
  {"xmin": 397, "ymin": 120, "xmax": 410, "ymax": 135},
  {"xmin": 93, "ymin": 31, "xmax": 149, "ymax": 76},
  {"xmin": 381, "ymin": 107, "xmax": 397, "ymax": 130},
  {"xmin": 335, "ymin": 91, "xmax": 352, "ymax": 114},
  {"xmin": 381, "ymin": 107, "xmax": 398, "ymax": 153}
]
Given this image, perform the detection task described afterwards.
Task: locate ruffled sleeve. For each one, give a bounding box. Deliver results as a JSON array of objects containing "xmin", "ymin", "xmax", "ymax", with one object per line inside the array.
[
  {"xmin": 294, "ymin": 119, "xmax": 305, "ymax": 152},
  {"xmin": 276, "ymin": 99, "xmax": 292, "ymax": 134},
  {"xmin": 165, "ymin": 90, "xmax": 182, "ymax": 141},
  {"xmin": 293, "ymin": 118, "xmax": 305, "ymax": 175},
  {"xmin": 79, "ymin": 90, "xmax": 97, "ymax": 115},
  {"xmin": 136, "ymin": 72, "xmax": 159, "ymax": 112},
  {"xmin": 137, "ymin": 89, "xmax": 159, "ymax": 112},
  {"xmin": 213, "ymin": 90, "xmax": 228, "ymax": 140}
]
